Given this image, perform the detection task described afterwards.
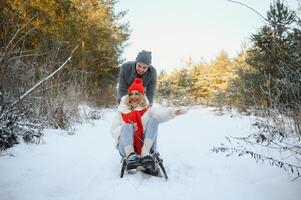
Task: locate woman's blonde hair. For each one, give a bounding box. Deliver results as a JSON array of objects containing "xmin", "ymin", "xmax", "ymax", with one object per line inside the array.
[{"xmin": 125, "ymin": 94, "xmax": 147, "ymax": 111}]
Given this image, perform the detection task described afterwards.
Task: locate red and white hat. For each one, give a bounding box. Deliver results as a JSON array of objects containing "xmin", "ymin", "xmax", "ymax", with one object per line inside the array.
[{"xmin": 128, "ymin": 78, "xmax": 145, "ymax": 95}]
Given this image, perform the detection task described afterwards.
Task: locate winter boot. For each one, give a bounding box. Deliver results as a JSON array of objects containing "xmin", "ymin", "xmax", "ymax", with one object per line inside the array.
[
  {"xmin": 141, "ymin": 155, "xmax": 160, "ymax": 177},
  {"xmin": 126, "ymin": 152, "xmax": 140, "ymax": 171},
  {"xmin": 141, "ymin": 166, "xmax": 161, "ymax": 177}
]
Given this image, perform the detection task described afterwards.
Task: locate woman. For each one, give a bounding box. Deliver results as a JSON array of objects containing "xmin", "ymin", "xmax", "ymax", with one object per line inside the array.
[{"xmin": 111, "ymin": 78, "xmax": 186, "ymax": 168}]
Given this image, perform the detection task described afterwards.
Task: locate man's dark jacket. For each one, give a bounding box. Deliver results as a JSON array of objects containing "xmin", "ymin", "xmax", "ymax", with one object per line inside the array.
[{"xmin": 117, "ymin": 61, "xmax": 157, "ymax": 104}]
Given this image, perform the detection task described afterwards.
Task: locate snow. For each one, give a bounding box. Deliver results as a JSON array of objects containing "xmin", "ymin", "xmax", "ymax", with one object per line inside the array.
[{"xmin": 0, "ymin": 106, "xmax": 300, "ymax": 200}]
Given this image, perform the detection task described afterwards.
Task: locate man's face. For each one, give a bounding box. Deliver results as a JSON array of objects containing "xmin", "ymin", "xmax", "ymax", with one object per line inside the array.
[{"xmin": 136, "ymin": 62, "xmax": 148, "ymax": 75}]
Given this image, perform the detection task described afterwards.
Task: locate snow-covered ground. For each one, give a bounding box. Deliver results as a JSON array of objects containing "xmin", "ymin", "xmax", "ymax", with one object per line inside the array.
[{"xmin": 0, "ymin": 106, "xmax": 300, "ymax": 200}]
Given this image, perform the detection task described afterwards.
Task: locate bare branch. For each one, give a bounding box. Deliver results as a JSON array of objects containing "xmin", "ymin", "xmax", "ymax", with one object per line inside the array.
[
  {"xmin": 8, "ymin": 52, "xmax": 47, "ymax": 61},
  {"xmin": 0, "ymin": 45, "xmax": 79, "ymax": 119},
  {"xmin": 226, "ymin": 0, "xmax": 268, "ymax": 22},
  {"xmin": 5, "ymin": 15, "xmax": 37, "ymax": 51},
  {"xmin": 212, "ymin": 146, "xmax": 301, "ymax": 180}
]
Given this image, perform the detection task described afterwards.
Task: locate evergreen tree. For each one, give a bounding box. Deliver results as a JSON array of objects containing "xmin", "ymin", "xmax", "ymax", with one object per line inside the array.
[
  {"xmin": 230, "ymin": 0, "xmax": 300, "ymax": 109},
  {"xmin": 0, "ymin": 0, "xmax": 129, "ymax": 104}
]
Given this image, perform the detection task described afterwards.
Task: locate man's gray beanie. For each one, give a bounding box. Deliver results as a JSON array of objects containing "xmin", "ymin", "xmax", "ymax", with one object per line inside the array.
[{"xmin": 136, "ymin": 50, "xmax": 152, "ymax": 65}]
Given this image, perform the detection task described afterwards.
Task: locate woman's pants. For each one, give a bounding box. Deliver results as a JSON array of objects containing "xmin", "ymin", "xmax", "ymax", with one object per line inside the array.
[{"xmin": 118, "ymin": 118, "xmax": 159, "ymax": 157}]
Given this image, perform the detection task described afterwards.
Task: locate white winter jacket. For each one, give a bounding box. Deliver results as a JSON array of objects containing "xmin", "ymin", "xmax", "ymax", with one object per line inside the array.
[{"xmin": 110, "ymin": 95, "xmax": 179, "ymax": 148}]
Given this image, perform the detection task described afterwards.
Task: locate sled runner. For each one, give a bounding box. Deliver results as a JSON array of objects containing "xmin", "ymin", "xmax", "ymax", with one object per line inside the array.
[{"xmin": 120, "ymin": 152, "xmax": 168, "ymax": 180}]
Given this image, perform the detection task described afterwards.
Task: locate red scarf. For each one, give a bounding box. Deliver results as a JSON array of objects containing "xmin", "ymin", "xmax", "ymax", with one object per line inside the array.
[{"xmin": 121, "ymin": 108, "xmax": 147, "ymax": 155}]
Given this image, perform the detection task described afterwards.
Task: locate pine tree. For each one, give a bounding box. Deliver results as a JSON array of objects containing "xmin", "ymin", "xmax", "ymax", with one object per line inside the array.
[{"xmin": 239, "ymin": 0, "xmax": 300, "ymax": 108}]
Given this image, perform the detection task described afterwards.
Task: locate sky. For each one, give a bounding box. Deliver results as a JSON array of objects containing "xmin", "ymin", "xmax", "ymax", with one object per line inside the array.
[{"xmin": 115, "ymin": 0, "xmax": 300, "ymax": 72}]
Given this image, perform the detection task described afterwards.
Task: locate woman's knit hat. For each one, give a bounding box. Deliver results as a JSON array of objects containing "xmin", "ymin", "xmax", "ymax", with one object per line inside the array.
[{"xmin": 128, "ymin": 78, "xmax": 145, "ymax": 95}]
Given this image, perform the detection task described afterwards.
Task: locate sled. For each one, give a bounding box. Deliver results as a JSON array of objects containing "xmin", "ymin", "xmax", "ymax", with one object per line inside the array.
[{"xmin": 120, "ymin": 152, "xmax": 168, "ymax": 180}]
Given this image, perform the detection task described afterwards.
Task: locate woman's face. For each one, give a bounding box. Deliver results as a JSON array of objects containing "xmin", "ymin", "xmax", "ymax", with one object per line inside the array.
[{"xmin": 129, "ymin": 90, "xmax": 141, "ymax": 105}]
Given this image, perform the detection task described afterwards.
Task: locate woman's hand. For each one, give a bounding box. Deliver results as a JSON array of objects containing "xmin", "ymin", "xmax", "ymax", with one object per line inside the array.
[
  {"xmin": 175, "ymin": 108, "xmax": 188, "ymax": 116},
  {"xmin": 128, "ymin": 120, "xmax": 138, "ymax": 131},
  {"xmin": 132, "ymin": 123, "xmax": 138, "ymax": 131}
]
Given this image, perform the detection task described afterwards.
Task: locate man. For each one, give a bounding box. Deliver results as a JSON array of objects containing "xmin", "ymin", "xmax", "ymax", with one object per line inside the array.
[{"xmin": 117, "ymin": 50, "xmax": 157, "ymax": 106}]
